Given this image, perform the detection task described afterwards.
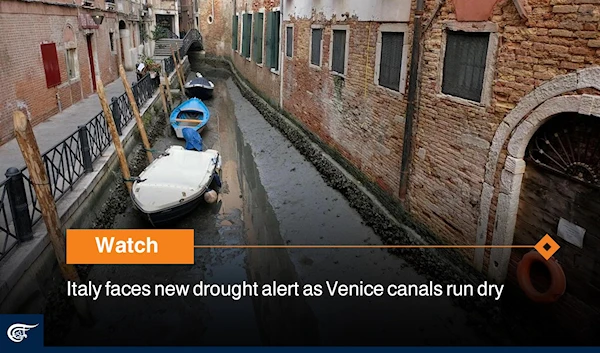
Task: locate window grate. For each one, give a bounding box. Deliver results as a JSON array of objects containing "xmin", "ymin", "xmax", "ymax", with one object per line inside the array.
[
  {"xmin": 286, "ymin": 26, "xmax": 293, "ymax": 58},
  {"xmin": 379, "ymin": 32, "xmax": 404, "ymax": 91},
  {"xmin": 442, "ymin": 31, "xmax": 490, "ymax": 102},
  {"xmin": 311, "ymin": 29, "xmax": 322, "ymax": 66},
  {"xmin": 331, "ymin": 30, "xmax": 346, "ymax": 75}
]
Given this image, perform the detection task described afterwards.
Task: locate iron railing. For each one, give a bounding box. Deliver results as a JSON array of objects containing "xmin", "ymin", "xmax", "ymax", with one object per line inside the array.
[
  {"xmin": 0, "ymin": 71, "xmax": 162, "ymax": 262},
  {"xmin": 164, "ymin": 56, "xmax": 175, "ymax": 75}
]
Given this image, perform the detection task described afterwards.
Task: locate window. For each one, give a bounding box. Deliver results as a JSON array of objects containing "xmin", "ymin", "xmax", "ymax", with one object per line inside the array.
[
  {"xmin": 253, "ymin": 12, "xmax": 264, "ymax": 64},
  {"xmin": 285, "ymin": 25, "xmax": 293, "ymax": 58},
  {"xmin": 41, "ymin": 43, "xmax": 61, "ymax": 88},
  {"xmin": 241, "ymin": 13, "xmax": 252, "ymax": 58},
  {"xmin": 441, "ymin": 30, "xmax": 490, "ymax": 103},
  {"xmin": 310, "ymin": 27, "xmax": 323, "ymax": 67},
  {"xmin": 232, "ymin": 14, "xmax": 239, "ymax": 51},
  {"xmin": 109, "ymin": 32, "xmax": 115, "ymax": 53},
  {"xmin": 331, "ymin": 28, "xmax": 348, "ymax": 75},
  {"xmin": 265, "ymin": 10, "xmax": 281, "ymax": 71},
  {"xmin": 66, "ymin": 48, "xmax": 79, "ymax": 80},
  {"xmin": 375, "ymin": 24, "xmax": 408, "ymax": 93}
]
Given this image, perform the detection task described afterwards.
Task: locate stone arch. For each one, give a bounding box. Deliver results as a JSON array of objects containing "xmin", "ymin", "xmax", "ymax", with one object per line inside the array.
[
  {"xmin": 119, "ymin": 20, "xmax": 127, "ymax": 30},
  {"xmin": 474, "ymin": 66, "xmax": 600, "ymax": 280},
  {"xmin": 63, "ymin": 23, "xmax": 76, "ymax": 44}
]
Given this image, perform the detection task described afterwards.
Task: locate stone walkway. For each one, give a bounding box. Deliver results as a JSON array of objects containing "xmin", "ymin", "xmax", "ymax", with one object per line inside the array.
[{"xmin": 0, "ymin": 71, "xmax": 137, "ymax": 174}]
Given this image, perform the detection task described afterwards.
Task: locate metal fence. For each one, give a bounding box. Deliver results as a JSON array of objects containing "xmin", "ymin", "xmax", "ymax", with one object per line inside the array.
[{"xmin": 0, "ymin": 69, "xmax": 165, "ymax": 261}]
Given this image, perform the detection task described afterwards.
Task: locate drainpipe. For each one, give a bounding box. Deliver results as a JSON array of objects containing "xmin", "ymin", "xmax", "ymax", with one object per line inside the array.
[
  {"xmin": 278, "ymin": 0, "xmax": 285, "ymax": 109},
  {"xmin": 398, "ymin": 0, "xmax": 425, "ymax": 201}
]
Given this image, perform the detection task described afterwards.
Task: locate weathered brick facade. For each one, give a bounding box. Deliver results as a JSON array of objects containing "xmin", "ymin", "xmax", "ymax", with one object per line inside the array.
[
  {"xmin": 230, "ymin": 0, "xmax": 282, "ymax": 107},
  {"xmin": 199, "ymin": 0, "xmax": 600, "ymax": 334},
  {"xmin": 0, "ymin": 0, "xmax": 122, "ymax": 146},
  {"xmin": 198, "ymin": 0, "xmax": 234, "ymax": 56},
  {"xmin": 281, "ymin": 18, "xmax": 409, "ymax": 195}
]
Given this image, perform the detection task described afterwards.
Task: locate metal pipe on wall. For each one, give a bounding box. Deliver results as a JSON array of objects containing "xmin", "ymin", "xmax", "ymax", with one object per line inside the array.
[{"xmin": 398, "ymin": 0, "xmax": 425, "ymax": 202}]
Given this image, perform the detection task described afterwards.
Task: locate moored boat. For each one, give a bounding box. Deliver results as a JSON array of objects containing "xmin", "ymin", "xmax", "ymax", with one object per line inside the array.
[
  {"xmin": 170, "ymin": 97, "xmax": 210, "ymax": 138},
  {"xmin": 131, "ymin": 145, "xmax": 222, "ymax": 226},
  {"xmin": 184, "ymin": 72, "xmax": 214, "ymax": 100}
]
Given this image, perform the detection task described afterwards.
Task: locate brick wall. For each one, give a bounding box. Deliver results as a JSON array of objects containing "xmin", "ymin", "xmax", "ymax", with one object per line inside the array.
[
  {"xmin": 198, "ymin": 0, "xmax": 234, "ymax": 57},
  {"xmin": 0, "ymin": 0, "xmax": 119, "ymax": 146},
  {"xmin": 228, "ymin": 0, "xmax": 281, "ymax": 106},
  {"xmin": 281, "ymin": 17, "xmax": 410, "ymax": 196},
  {"xmin": 409, "ymin": 0, "xmax": 600, "ymax": 265}
]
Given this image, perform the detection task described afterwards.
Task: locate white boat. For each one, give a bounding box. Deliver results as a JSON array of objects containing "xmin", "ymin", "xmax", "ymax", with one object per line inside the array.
[{"xmin": 131, "ymin": 145, "xmax": 222, "ymax": 226}]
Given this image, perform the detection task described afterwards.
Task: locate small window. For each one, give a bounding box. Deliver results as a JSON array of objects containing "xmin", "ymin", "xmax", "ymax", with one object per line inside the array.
[
  {"xmin": 285, "ymin": 26, "xmax": 293, "ymax": 58},
  {"xmin": 331, "ymin": 29, "xmax": 347, "ymax": 75},
  {"xmin": 378, "ymin": 32, "xmax": 404, "ymax": 91},
  {"xmin": 66, "ymin": 48, "xmax": 79, "ymax": 80},
  {"xmin": 253, "ymin": 12, "xmax": 264, "ymax": 64},
  {"xmin": 109, "ymin": 32, "xmax": 115, "ymax": 52},
  {"xmin": 442, "ymin": 30, "xmax": 490, "ymax": 102},
  {"xmin": 310, "ymin": 28, "xmax": 322, "ymax": 67},
  {"xmin": 241, "ymin": 13, "xmax": 252, "ymax": 58}
]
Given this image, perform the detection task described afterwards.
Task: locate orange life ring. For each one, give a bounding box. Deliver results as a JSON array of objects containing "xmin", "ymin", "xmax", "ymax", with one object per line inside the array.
[{"xmin": 516, "ymin": 250, "xmax": 566, "ymax": 303}]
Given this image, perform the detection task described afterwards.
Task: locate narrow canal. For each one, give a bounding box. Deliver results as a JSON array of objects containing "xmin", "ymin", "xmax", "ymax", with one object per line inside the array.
[{"xmin": 48, "ymin": 55, "xmax": 496, "ymax": 346}]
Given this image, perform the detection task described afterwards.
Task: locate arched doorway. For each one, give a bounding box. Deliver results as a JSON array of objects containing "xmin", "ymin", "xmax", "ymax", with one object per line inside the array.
[{"xmin": 508, "ymin": 112, "xmax": 600, "ymax": 339}]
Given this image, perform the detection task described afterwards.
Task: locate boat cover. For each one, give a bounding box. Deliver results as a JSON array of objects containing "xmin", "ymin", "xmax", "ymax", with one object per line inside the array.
[
  {"xmin": 131, "ymin": 146, "xmax": 220, "ymax": 213},
  {"xmin": 185, "ymin": 77, "xmax": 214, "ymax": 89},
  {"xmin": 183, "ymin": 127, "xmax": 204, "ymax": 151}
]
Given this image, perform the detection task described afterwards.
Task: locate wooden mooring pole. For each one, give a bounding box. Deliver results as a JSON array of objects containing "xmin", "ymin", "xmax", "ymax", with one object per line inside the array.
[
  {"xmin": 119, "ymin": 65, "xmax": 153, "ymax": 163},
  {"xmin": 12, "ymin": 111, "xmax": 94, "ymax": 326},
  {"xmin": 159, "ymin": 82, "xmax": 169, "ymax": 118},
  {"xmin": 97, "ymin": 76, "xmax": 133, "ymax": 193},
  {"xmin": 163, "ymin": 70, "xmax": 174, "ymax": 107},
  {"xmin": 171, "ymin": 47, "xmax": 186, "ymax": 93}
]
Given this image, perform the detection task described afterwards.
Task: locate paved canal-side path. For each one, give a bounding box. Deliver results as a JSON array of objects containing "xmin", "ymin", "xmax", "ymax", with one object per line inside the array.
[{"xmin": 54, "ymin": 65, "xmax": 494, "ymax": 346}]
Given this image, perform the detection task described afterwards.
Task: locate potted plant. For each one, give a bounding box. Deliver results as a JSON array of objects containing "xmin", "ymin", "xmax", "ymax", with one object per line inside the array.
[{"xmin": 137, "ymin": 54, "xmax": 161, "ymax": 79}]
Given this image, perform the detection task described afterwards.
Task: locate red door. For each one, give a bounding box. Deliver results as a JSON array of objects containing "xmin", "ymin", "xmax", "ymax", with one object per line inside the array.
[{"xmin": 87, "ymin": 35, "xmax": 97, "ymax": 92}]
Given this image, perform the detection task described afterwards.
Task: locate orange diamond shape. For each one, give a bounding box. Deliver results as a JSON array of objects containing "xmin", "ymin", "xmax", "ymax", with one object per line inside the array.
[{"xmin": 534, "ymin": 234, "xmax": 560, "ymax": 260}]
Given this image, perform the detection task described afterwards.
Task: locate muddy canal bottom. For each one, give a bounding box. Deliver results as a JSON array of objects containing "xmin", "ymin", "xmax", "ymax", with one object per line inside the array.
[{"xmin": 55, "ymin": 66, "xmax": 487, "ymax": 346}]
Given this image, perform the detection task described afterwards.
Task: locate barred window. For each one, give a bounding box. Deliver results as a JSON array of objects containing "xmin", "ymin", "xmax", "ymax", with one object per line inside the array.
[{"xmin": 442, "ymin": 30, "xmax": 490, "ymax": 102}]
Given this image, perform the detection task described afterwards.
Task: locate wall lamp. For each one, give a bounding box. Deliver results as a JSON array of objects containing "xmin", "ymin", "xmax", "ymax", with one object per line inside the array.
[{"xmin": 92, "ymin": 14, "xmax": 105, "ymax": 25}]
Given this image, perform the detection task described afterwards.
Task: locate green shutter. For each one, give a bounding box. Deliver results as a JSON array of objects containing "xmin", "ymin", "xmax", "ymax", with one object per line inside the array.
[
  {"xmin": 272, "ymin": 11, "xmax": 280, "ymax": 70},
  {"xmin": 265, "ymin": 12, "xmax": 274, "ymax": 68},
  {"xmin": 242, "ymin": 14, "xmax": 252, "ymax": 58},
  {"xmin": 232, "ymin": 15, "xmax": 238, "ymax": 50},
  {"xmin": 253, "ymin": 13, "xmax": 264, "ymax": 63}
]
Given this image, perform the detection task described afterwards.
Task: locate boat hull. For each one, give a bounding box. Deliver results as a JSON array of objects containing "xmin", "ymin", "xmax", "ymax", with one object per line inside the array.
[
  {"xmin": 134, "ymin": 171, "xmax": 221, "ymax": 227},
  {"xmin": 145, "ymin": 191, "xmax": 206, "ymax": 227},
  {"xmin": 130, "ymin": 146, "xmax": 222, "ymax": 227},
  {"xmin": 170, "ymin": 97, "xmax": 210, "ymax": 139}
]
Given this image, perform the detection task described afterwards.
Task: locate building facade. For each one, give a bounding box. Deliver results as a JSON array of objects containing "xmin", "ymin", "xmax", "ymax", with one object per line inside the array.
[{"xmin": 170, "ymin": 0, "xmax": 600, "ymax": 337}]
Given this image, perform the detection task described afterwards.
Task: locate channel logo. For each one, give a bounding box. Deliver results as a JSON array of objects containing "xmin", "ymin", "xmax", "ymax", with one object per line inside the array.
[{"xmin": 0, "ymin": 315, "xmax": 43, "ymax": 349}]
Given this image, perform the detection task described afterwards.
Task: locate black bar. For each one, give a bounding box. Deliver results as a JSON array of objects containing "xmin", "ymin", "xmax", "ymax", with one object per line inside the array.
[
  {"xmin": 78, "ymin": 126, "xmax": 93, "ymax": 173},
  {"xmin": 4, "ymin": 167, "xmax": 33, "ymax": 242},
  {"xmin": 112, "ymin": 97, "xmax": 122, "ymax": 135}
]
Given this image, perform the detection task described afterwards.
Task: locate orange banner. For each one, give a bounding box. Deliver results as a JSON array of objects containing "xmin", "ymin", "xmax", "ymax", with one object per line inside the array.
[{"xmin": 66, "ymin": 229, "xmax": 195, "ymax": 264}]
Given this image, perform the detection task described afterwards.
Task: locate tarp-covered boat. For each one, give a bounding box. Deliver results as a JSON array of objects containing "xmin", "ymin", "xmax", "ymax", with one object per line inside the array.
[
  {"xmin": 131, "ymin": 144, "xmax": 222, "ymax": 226},
  {"xmin": 170, "ymin": 97, "xmax": 210, "ymax": 138},
  {"xmin": 184, "ymin": 72, "xmax": 214, "ymax": 100}
]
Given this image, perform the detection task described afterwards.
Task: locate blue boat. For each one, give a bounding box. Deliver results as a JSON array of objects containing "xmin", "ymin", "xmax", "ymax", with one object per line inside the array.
[{"xmin": 170, "ymin": 97, "xmax": 210, "ymax": 139}]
